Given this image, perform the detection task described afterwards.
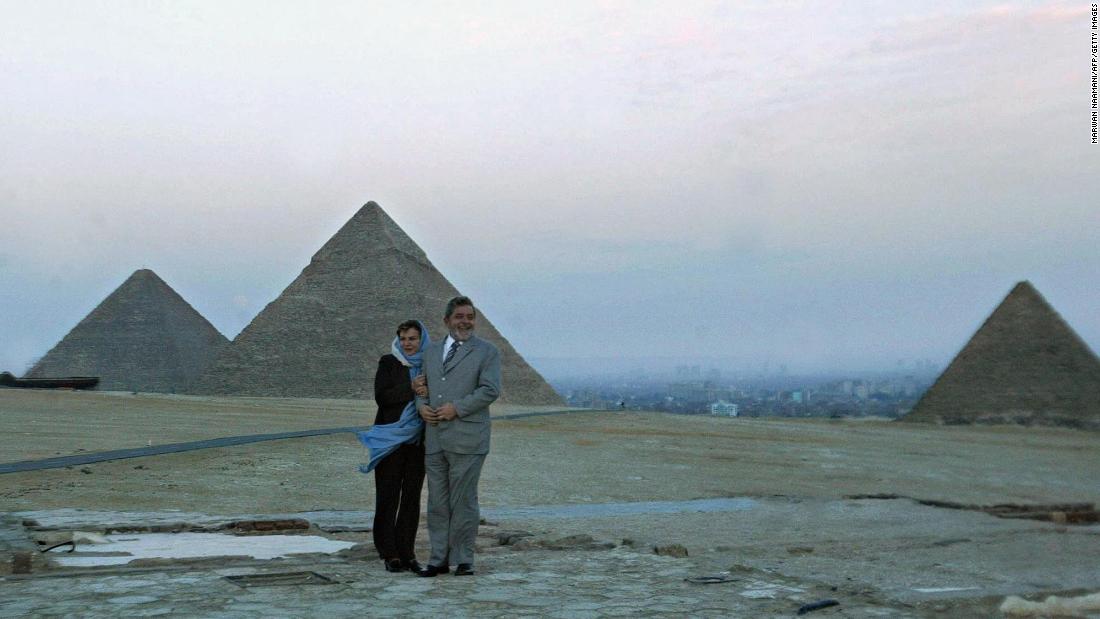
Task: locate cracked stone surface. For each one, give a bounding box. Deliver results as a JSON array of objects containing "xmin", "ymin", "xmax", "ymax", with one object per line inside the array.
[
  {"xmin": 5, "ymin": 503, "xmax": 1099, "ymax": 617},
  {"xmin": 0, "ymin": 546, "xmax": 913, "ymax": 618}
]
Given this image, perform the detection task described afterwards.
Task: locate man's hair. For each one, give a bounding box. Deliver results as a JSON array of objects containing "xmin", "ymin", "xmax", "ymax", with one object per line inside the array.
[
  {"xmin": 444, "ymin": 296, "xmax": 476, "ymax": 319},
  {"xmin": 396, "ymin": 320, "xmax": 422, "ymax": 337}
]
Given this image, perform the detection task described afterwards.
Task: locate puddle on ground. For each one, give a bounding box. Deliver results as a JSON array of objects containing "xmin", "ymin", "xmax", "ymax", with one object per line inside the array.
[
  {"xmin": 484, "ymin": 497, "xmax": 758, "ymax": 520},
  {"xmin": 51, "ymin": 532, "xmax": 356, "ymax": 567}
]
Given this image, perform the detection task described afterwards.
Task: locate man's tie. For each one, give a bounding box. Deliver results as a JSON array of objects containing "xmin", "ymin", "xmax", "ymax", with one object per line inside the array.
[{"xmin": 444, "ymin": 340, "xmax": 461, "ymax": 365}]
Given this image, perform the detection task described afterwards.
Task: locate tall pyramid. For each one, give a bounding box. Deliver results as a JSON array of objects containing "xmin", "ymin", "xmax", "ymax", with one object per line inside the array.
[
  {"xmin": 901, "ymin": 281, "xmax": 1100, "ymax": 429},
  {"xmin": 27, "ymin": 269, "xmax": 230, "ymax": 393},
  {"xmin": 188, "ymin": 202, "xmax": 563, "ymax": 404}
]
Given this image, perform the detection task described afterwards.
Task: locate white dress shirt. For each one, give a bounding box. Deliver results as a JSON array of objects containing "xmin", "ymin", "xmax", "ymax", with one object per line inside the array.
[{"xmin": 442, "ymin": 335, "xmax": 459, "ymax": 364}]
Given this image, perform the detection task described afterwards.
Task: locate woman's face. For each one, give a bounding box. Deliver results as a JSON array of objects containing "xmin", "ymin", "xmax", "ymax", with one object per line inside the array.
[{"xmin": 398, "ymin": 328, "xmax": 422, "ymax": 356}]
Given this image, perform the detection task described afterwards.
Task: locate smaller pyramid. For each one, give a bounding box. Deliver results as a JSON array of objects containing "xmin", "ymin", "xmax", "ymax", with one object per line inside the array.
[
  {"xmin": 27, "ymin": 269, "xmax": 229, "ymax": 393},
  {"xmin": 902, "ymin": 281, "xmax": 1100, "ymax": 429}
]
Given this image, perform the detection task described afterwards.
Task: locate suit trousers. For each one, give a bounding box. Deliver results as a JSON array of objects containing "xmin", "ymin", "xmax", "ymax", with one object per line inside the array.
[
  {"xmin": 372, "ymin": 442, "xmax": 425, "ymax": 562},
  {"xmin": 425, "ymin": 450, "xmax": 486, "ymax": 567}
]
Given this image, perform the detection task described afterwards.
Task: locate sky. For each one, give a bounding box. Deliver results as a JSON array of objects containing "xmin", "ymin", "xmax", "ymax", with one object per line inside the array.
[{"xmin": 2, "ymin": 1, "xmax": 1097, "ymax": 377}]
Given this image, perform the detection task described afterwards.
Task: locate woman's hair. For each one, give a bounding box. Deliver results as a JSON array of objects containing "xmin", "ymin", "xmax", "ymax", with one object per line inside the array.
[{"xmin": 396, "ymin": 320, "xmax": 422, "ymax": 337}]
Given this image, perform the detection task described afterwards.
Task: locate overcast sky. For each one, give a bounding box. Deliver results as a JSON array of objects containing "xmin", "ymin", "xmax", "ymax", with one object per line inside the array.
[{"xmin": 2, "ymin": 1, "xmax": 1097, "ymax": 376}]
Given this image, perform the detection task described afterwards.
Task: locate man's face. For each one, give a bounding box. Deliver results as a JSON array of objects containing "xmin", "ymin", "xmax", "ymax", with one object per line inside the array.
[{"xmin": 444, "ymin": 304, "xmax": 477, "ymax": 341}]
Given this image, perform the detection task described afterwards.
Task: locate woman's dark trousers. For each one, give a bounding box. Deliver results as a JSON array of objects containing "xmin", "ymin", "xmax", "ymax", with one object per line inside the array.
[{"xmin": 373, "ymin": 442, "xmax": 426, "ymax": 562}]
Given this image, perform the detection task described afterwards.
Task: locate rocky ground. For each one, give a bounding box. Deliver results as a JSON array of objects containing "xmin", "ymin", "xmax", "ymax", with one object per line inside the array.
[{"xmin": 1, "ymin": 389, "xmax": 1099, "ymax": 617}]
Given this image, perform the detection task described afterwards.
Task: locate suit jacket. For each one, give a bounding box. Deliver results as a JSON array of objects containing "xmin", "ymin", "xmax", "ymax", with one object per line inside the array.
[
  {"xmin": 373, "ymin": 354, "xmax": 416, "ymax": 426},
  {"xmin": 416, "ymin": 335, "xmax": 502, "ymax": 455}
]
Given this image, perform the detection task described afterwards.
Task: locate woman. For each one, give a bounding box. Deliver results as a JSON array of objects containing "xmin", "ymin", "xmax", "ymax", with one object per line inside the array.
[{"xmin": 357, "ymin": 320, "xmax": 430, "ymax": 573}]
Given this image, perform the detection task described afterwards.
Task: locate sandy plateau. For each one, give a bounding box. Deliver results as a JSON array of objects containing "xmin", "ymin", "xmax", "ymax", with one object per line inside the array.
[{"xmin": 2, "ymin": 389, "xmax": 1099, "ymax": 617}]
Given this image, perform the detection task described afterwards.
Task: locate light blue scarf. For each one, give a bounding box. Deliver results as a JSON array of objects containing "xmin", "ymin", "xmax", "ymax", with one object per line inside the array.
[{"xmin": 357, "ymin": 322, "xmax": 430, "ymax": 473}]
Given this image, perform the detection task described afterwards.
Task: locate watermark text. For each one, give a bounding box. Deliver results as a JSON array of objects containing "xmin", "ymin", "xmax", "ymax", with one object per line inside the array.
[{"xmin": 1092, "ymin": 4, "xmax": 1098, "ymax": 143}]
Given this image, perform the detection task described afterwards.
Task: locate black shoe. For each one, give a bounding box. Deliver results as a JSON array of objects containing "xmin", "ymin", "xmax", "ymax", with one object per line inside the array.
[
  {"xmin": 384, "ymin": 558, "xmax": 404, "ymax": 573},
  {"xmin": 417, "ymin": 564, "xmax": 450, "ymax": 577},
  {"xmin": 454, "ymin": 563, "xmax": 475, "ymax": 576},
  {"xmin": 402, "ymin": 559, "xmax": 423, "ymax": 573}
]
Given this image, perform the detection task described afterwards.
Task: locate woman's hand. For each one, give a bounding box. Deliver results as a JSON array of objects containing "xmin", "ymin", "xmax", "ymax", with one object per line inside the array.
[{"xmin": 412, "ymin": 375, "xmax": 428, "ymax": 398}]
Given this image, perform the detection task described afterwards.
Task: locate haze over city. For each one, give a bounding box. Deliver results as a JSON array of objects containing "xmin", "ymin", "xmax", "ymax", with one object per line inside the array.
[{"xmin": 2, "ymin": 1, "xmax": 1097, "ymax": 377}]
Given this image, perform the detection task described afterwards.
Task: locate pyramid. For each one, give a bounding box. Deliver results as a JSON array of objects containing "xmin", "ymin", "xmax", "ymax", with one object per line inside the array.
[
  {"xmin": 27, "ymin": 269, "xmax": 230, "ymax": 393},
  {"xmin": 901, "ymin": 281, "xmax": 1100, "ymax": 429},
  {"xmin": 188, "ymin": 202, "xmax": 563, "ymax": 404}
]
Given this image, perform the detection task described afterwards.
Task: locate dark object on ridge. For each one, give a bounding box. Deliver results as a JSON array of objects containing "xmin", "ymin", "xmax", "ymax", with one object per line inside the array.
[
  {"xmin": 797, "ymin": 599, "xmax": 840, "ymax": 615},
  {"xmin": 0, "ymin": 371, "xmax": 99, "ymax": 390}
]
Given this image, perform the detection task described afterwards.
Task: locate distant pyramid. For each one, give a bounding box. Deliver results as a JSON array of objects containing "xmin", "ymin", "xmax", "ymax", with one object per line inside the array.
[
  {"xmin": 189, "ymin": 202, "xmax": 563, "ymax": 404},
  {"xmin": 27, "ymin": 269, "xmax": 229, "ymax": 393},
  {"xmin": 902, "ymin": 281, "xmax": 1100, "ymax": 429}
]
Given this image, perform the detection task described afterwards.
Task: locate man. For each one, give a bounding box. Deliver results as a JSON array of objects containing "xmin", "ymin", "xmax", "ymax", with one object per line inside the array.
[{"xmin": 416, "ymin": 296, "xmax": 501, "ymax": 577}]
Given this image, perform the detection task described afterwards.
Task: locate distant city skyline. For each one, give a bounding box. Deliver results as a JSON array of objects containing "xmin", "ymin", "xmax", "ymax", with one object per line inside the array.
[
  {"xmin": 526, "ymin": 354, "xmax": 945, "ymax": 381},
  {"xmin": 3, "ymin": 2, "xmax": 1097, "ymax": 376}
]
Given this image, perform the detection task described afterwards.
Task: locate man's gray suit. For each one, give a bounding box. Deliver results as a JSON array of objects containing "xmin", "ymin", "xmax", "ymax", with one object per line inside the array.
[{"xmin": 416, "ymin": 335, "xmax": 501, "ymax": 567}]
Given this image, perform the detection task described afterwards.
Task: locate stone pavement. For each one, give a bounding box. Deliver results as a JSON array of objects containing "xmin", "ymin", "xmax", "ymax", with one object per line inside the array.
[
  {"xmin": 0, "ymin": 507, "xmax": 925, "ymax": 618},
  {"xmin": 5, "ymin": 500, "xmax": 1098, "ymax": 617},
  {"xmin": 1, "ymin": 547, "xmax": 910, "ymax": 618}
]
